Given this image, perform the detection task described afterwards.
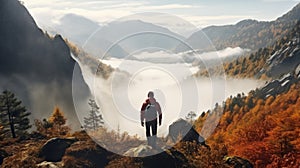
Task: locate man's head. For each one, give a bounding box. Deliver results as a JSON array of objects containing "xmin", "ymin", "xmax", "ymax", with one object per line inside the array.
[{"xmin": 148, "ymin": 91, "xmax": 154, "ymax": 98}]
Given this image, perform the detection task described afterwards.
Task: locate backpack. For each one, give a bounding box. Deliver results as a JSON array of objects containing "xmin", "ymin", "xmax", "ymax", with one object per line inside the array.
[{"xmin": 145, "ymin": 103, "xmax": 157, "ymax": 121}]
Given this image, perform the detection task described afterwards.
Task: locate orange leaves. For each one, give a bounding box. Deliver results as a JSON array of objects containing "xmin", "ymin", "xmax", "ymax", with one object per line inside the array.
[
  {"xmin": 35, "ymin": 106, "xmax": 70, "ymax": 138},
  {"xmin": 49, "ymin": 106, "xmax": 67, "ymax": 126},
  {"xmin": 205, "ymin": 81, "xmax": 300, "ymax": 167},
  {"xmin": 233, "ymin": 142, "xmax": 272, "ymax": 167}
]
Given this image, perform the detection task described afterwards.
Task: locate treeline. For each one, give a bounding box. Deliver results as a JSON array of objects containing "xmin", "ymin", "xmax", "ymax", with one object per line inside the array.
[
  {"xmin": 65, "ymin": 40, "xmax": 114, "ymax": 79},
  {"xmin": 212, "ymin": 19, "xmax": 299, "ymax": 51},
  {"xmin": 194, "ymin": 80, "xmax": 300, "ymax": 167}
]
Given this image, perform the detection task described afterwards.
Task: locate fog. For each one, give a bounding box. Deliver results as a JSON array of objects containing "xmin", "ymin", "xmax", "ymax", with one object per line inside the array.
[
  {"xmin": 75, "ymin": 49, "xmax": 264, "ymax": 139},
  {"xmin": 124, "ymin": 47, "xmax": 250, "ymax": 64}
]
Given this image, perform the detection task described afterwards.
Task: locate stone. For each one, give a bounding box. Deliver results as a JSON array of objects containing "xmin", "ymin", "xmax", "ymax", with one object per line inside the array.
[
  {"xmin": 39, "ymin": 137, "xmax": 77, "ymax": 162},
  {"xmin": 224, "ymin": 156, "xmax": 254, "ymax": 168},
  {"xmin": 36, "ymin": 161, "xmax": 61, "ymax": 168}
]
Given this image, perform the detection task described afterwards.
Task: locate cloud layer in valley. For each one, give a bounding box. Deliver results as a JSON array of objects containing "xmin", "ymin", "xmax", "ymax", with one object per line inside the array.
[{"xmin": 73, "ymin": 49, "xmax": 264, "ymax": 142}]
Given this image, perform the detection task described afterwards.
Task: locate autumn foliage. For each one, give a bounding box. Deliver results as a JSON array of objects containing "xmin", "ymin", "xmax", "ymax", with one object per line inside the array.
[
  {"xmin": 34, "ymin": 106, "xmax": 70, "ymax": 138},
  {"xmin": 195, "ymin": 81, "xmax": 300, "ymax": 167}
]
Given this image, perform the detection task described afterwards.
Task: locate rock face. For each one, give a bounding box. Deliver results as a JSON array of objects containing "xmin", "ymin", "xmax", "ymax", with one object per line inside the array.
[
  {"xmin": 257, "ymin": 73, "xmax": 298, "ymax": 98},
  {"xmin": 0, "ymin": 0, "xmax": 91, "ymax": 127},
  {"xmin": 266, "ymin": 37, "xmax": 300, "ymax": 78},
  {"xmin": 224, "ymin": 156, "xmax": 254, "ymax": 168},
  {"xmin": 39, "ymin": 137, "xmax": 77, "ymax": 162},
  {"xmin": 168, "ymin": 118, "xmax": 209, "ymax": 148}
]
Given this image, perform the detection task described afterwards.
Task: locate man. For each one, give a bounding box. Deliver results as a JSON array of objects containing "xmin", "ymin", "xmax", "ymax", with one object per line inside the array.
[{"xmin": 140, "ymin": 91, "xmax": 162, "ymax": 148}]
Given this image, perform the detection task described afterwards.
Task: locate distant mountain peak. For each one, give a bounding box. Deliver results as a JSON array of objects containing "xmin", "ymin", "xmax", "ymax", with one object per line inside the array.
[
  {"xmin": 236, "ymin": 19, "xmax": 259, "ymax": 27},
  {"xmin": 176, "ymin": 2, "xmax": 300, "ymax": 52},
  {"xmin": 276, "ymin": 2, "xmax": 300, "ymax": 22},
  {"xmin": 59, "ymin": 13, "xmax": 100, "ymax": 28}
]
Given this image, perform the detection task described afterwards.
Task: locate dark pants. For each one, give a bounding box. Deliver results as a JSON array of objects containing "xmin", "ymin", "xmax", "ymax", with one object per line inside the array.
[{"xmin": 145, "ymin": 119, "xmax": 157, "ymax": 137}]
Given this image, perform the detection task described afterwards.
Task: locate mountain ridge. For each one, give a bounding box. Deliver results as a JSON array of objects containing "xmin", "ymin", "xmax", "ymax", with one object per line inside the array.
[
  {"xmin": 53, "ymin": 14, "xmax": 186, "ymax": 58},
  {"xmin": 176, "ymin": 3, "xmax": 300, "ymax": 53},
  {"xmin": 0, "ymin": 0, "xmax": 91, "ymax": 128}
]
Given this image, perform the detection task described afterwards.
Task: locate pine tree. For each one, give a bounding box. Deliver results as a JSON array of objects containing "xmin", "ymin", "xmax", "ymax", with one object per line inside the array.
[
  {"xmin": 84, "ymin": 99, "xmax": 104, "ymax": 131},
  {"xmin": 0, "ymin": 90, "xmax": 31, "ymax": 138}
]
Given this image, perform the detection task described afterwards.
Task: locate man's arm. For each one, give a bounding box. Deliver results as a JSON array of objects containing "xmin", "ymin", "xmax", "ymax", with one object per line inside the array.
[{"xmin": 140, "ymin": 102, "xmax": 147, "ymax": 127}]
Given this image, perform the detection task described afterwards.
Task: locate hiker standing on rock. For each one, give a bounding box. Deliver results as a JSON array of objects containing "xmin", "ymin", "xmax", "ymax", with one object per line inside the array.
[{"xmin": 140, "ymin": 91, "xmax": 162, "ymax": 148}]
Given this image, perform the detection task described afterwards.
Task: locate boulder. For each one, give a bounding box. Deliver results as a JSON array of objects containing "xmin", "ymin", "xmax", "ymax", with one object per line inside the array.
[
  {"xmin": 141, "ymin": 147, "xmax": 191, "ymax": 168},
  {"xmin": 123, "ymin": 144, "xmax": 164, "ymax": 157},
  {"xmin": 224, "ymin": 156, "xmax": 253, "ymax": 168},
  {"xmin": 39, "ymin": 137, "xmax": 77, "ymax": 162},
  {"xmin": 62, "ymin": 141, "xmax": 113, "ymax": 168},
  {"xmin": 124, "ymin": 144, "xmax": 153, "ymax": 157},
  {"xmin": 168, "ymin": 118, "xmax": 209, "ymax": 148}
]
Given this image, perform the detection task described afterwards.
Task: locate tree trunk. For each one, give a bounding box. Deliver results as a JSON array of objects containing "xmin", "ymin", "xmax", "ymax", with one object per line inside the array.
[
  {"xmin": 6, "ymin": 101, "xmax": 16, "ymax": 138},
  {"xmin": 8, "ymin": 114, "xmax": 16, "ymax": 138}
]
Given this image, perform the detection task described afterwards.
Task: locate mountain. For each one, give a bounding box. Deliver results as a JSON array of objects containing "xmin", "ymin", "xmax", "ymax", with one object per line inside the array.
[
  {"xmin": 0, "ymin": 0, "xmax": 91, "ymax": 127},
  {"xmin": 55, "ymin": 13, "xmax": 100, "ymax": 46},
  {"xmin": 54, "ymin": 14, "xmax": 128, "ymax": 58},
  {"xmin": 94, "ymin": 20, "xmax": 186, "ymax": 53},
  {"xmin": 56, "ymin": 15, "xmax": 186, "ymax": 58},
  {"xmin": 196, "ymin": 21, "xmax": 300, "ymax": 79},
  {"xmin": 176, "ymin": 3, "xmax": 300, "ymax": 52}
]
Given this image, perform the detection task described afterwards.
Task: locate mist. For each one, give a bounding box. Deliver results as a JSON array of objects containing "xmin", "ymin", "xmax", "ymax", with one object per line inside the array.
[
  {"xmin": 123, "ymin": 47, "xmax": 250, "ymax": 64},
  {"xmin": 75, "ymin": 49, "xmax": 264, "ymax": 139}
]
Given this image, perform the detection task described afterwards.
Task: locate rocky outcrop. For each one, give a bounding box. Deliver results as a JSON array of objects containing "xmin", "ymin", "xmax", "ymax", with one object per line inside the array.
[
  {"xmin": 39, "ymin": 137, "xmax": 77, "ymax": 162},
  {"xmin": 62, "ymin": 140, "xmax": 113, "ymax": 168},
  {"xmin": 168, "ymin": 118, "xmax": 210, "ymax": 148},
  {"xmin": 224, "ymin": 156, "xmax": 254, "ymax": 168},
  {"xmin": 124, "ymin": 144, "xmax": 154, "ymax": 157},
  {"xmin": 257, "ymin": 73, "xmax": 299, "ymax": 98},
  {"xmin": 266, "ymin": 37, "xmax": 300, "ymax": 78},
  {"xmin": 141, "ymin": 147, "xmax": 191, "ymax": 168}
]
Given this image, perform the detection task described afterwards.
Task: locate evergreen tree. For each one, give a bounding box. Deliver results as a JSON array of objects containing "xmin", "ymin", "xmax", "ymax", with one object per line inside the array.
[
  {"xmin": 84, "ymin": 99, "xmax": 104, "ymax": 131},
  {"xmin": 0, "ymin": 90, "xmax": 31, "ymax": 138}
]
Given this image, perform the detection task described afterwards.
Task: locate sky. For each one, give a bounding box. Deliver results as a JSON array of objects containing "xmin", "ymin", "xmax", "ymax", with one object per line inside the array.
[
  {"xmin": 23, "ymin": 0, "xmax": 299, "ymax": 25},
  {"xmin": 22, "ymin": 0, "xmax": 299, "ymax": 36}
]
